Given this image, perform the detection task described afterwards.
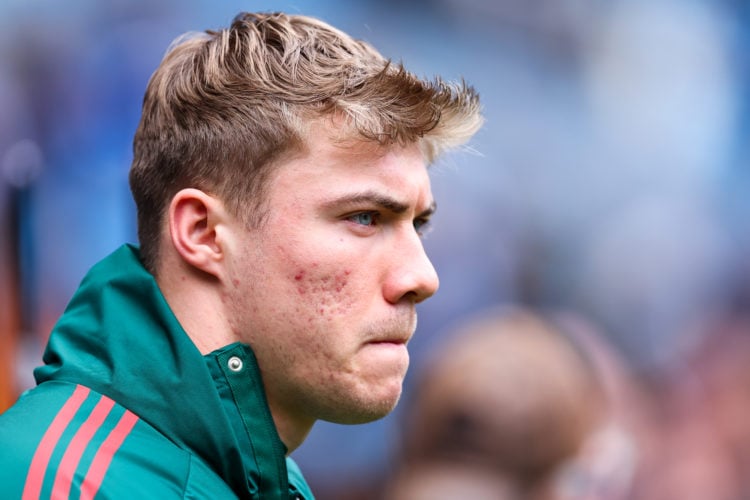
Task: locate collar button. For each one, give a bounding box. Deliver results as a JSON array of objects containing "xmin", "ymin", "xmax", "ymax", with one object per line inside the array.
[{"xmin": 227, "ymin": 356, "xmax": 243, "ymax": 372}]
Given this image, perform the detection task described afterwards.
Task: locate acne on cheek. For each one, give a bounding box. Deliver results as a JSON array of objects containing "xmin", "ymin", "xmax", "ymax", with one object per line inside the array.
[{"xmin": 292, "ymin": 267, "xmax": 354, "ymax": 317}]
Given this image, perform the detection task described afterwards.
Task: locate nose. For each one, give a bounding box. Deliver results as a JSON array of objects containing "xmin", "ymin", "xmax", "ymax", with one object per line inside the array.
[{"xmin": 384, "ymin": 231, "xmax": 440, "ymax": 304}]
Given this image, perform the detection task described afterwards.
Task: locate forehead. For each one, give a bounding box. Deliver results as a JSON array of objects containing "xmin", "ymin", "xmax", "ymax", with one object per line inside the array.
[{"xmin": 268, "ymin": 125, "xmax": 433, "ymax": 205}]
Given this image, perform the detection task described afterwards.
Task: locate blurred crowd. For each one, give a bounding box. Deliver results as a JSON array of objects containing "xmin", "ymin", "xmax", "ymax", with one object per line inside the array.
[{"xmin": 2, "ymin": 0, "xmax": 750, "ymax": 497}]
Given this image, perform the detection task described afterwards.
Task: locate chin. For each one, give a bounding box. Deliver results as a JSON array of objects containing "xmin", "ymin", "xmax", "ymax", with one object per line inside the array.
[
  {"xmin": 333, "ymin": 404, "xmax": 398, "ymax": 425},
  {"xmin": 329, "ymin": 385, "xmax": 403, "ymax": 425}
]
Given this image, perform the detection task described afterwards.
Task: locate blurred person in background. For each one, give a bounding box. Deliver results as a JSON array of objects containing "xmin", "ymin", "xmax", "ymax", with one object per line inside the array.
[
  {"xmin": 0, "ymin": 11, "xmax": 482, "ymax": 499},
  {"xmin": 383, "ymin": 307, "xmax": 643, "ymax": 500},
  {"xmin": 630, "ymin": 300, "xmax": 750, "ymax": 500}
]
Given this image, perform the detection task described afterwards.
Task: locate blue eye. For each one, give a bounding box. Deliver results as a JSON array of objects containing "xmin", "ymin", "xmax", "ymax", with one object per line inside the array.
[
  {"xmin": 413, "ymin": 218, "xmax": 431, "ymax": 236},
  {"xmin": 350, "ymin": 212, "xmax": 376, "ymax": 226}
]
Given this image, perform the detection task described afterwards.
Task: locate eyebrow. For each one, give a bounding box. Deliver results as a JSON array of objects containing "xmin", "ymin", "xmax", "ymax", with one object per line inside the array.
[{"xmin": 324, "ymin": 191, "xmax": 437, "ymax": 218}]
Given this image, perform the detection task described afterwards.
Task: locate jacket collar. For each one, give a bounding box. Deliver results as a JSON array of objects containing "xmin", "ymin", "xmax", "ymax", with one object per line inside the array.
[{"xmin": 35, "ymin": 244, "xmax": 308, "ymax": 499}]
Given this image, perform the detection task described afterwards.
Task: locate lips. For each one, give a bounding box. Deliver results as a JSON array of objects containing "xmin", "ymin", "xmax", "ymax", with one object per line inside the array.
[
  {"xmin": 365, "ymin": 310, "xmax": 416, "ymax": 345},
  {"xmin": 369, "ymin": 338, "xmax": 408, "ymax": 346},
  {"xmin": 367, "ymin": 326, "xmax": 414, "ymax": 345},
  {"xmin": 366, "ymin": 330, "xmax": 412, "ymax": 346}
]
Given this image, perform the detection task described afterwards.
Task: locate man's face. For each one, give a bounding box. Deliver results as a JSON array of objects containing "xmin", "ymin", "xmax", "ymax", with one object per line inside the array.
[{"xmin": 223, "ymin": 128, "xmax": 439, "ymax": 428}]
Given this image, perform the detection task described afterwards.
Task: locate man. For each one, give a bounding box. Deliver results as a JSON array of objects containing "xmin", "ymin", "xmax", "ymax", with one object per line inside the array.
[{"xmin": 0, "ymin": 12, "xmax": 482, "ymax": 499}]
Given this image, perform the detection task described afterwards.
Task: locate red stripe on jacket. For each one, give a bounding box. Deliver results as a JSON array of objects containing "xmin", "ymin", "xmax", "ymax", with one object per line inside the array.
[
  {"xmin": 51, "ymin": 396, "xmax": 116, "ymax": 499},
  {"xmin": 79, "ymin": 409, "xmax": 139, "ymax": 500},
  {"xmin": 22, "ymin": 385, "xmax": 90, "ymax": 500},
  {"xmin": 22, "ymin": 385, "xmax": 140, "ymax": 500}
]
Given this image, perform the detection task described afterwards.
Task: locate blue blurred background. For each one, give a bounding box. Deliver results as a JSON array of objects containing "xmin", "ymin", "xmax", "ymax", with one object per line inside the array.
[{"xmin": 2, "ymin": 0, "xmax": 750, "ymax": 497}]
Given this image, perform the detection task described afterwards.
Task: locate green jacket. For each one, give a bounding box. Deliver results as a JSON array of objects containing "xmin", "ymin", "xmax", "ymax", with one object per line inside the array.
[{"xmin": 0, "ymin": 245, "xmax": 314, "ymax": 499}]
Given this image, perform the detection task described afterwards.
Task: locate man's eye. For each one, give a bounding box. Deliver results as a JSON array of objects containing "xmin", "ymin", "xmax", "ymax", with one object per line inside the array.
[
  {"xmin": 413, "ymin": 217, "xmax": 432, "ymax": 236},
  {"xmin": 349, "ymin": 212, "xmax": 377, "ymax": 226}
]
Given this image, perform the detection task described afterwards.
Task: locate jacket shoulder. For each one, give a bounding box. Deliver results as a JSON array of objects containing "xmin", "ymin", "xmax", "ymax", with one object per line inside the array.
[{"xmin": 0, "ymin": 381, "xmax": 236, "ymax": 499}]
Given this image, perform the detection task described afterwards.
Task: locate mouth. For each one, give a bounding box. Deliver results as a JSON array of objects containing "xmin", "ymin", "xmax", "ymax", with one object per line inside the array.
[
  {"xmin": 365, "ymin": 332, "xmax": 413, "ymax": 352},
  {"xmin": 367, "ymin": 330, "xmax": 412, "ymax": 346},
  {"xmin": 366, "ymin": 312, "xmax": 417, "ymax": 346},
  {"xmin": 361, "ymin": 332, "xmax": 412, "ymax": 372},
  {"xmin": 368, "ymin": 339, "xmax": 408, "ymax": 347}
]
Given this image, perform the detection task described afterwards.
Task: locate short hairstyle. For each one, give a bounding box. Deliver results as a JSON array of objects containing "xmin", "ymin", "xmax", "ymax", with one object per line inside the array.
[{"xmin": 129, "ymin": 12, "xmax": 483, "ymax": 273}]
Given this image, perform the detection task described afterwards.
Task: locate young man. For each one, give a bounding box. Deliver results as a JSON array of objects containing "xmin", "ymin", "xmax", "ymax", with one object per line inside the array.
[{"xmin": 0, "ymin": 12, "xmax": 482, "ymax": 499}]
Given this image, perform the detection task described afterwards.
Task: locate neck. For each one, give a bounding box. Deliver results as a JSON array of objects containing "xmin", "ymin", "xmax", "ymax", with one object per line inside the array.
[
  {"xmin": 157, "ymin": 258, "xmax": 238, "ymax": 355},
  {"xmin": 267, "ymin": 400, "xmax": 315, "ymax": 454}
]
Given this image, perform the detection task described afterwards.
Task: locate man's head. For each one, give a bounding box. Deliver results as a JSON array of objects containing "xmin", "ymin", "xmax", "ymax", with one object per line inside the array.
[
  {"xmin": 128, "ymin": 11, "xmax": 482, "ymax": 449},
  {"xmin": 129, "ymin": 12, "xmax": 482, "ymax": 275}
]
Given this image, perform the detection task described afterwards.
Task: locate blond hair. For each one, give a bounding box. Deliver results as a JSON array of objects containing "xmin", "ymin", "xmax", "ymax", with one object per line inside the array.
[{"xmin": 129, "ymin": 12, "xmax": 483, "ymax": 272}]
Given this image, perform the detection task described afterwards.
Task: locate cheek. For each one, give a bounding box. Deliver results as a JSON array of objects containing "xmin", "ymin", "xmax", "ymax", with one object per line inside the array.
[{"xmin": 292, "ymin": 266, "xmax": 356, "ymax": 320}]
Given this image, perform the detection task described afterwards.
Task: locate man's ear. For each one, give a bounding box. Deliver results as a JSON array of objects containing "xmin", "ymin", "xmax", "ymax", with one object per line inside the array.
[{"xmin": 168, "ymin": 188, "xmax": 229, "ymax": 279}]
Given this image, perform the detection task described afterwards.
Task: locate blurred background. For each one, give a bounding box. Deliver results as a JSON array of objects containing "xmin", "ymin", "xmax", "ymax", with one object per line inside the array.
[{"xmin": 2, "ymin": 0, "xmax": 750, "ymax": 497}]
